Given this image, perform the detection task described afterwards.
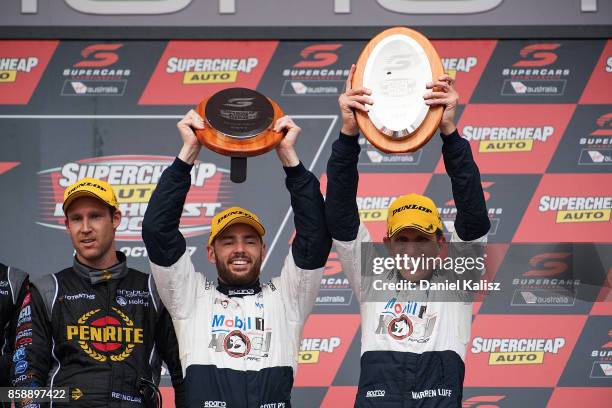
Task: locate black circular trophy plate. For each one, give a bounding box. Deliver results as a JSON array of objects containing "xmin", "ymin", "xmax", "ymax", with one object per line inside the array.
[{"xmin": 204, "ymin": 88, "xmax": 275, "ymax": 140}]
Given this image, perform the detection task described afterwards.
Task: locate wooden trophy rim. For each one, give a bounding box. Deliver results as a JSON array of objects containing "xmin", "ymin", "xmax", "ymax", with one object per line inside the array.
[
  {"xmin": 195, "ymin": 95, "xmax": 284, "ymax": 158},
  {"xmin": 353, "ymin": 26, "xmax": 444, "ymax": 154}
]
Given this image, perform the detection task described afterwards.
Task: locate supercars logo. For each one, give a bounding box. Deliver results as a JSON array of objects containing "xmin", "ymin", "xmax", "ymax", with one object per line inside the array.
[
  {"xmin": 462, "ymin": 395, "xmax": 505, "ymax": 407},
  {"xmin": 471, "ymin": 336, "xmax": 565, "ymax": 365},
  {"xmin": 37, "ymin": 155, "xmax": 232, "ymax": 241},
  {"xmin": 294, "ymin": 44, "xmax": 341, "ymax": 68},
  {"xmin": 67, "ymin": 307, "xmax": 143, "ymax": 362},
  {"xmin": 538, "ymin": 195, "xmax": 612, "ymax": 224},
  {"xmin": 513, "ymin": 44, "xmax": 560, "ymax": 67},
  {"xmin": 298, "ymin": 336, "xmax": 341, "ymax": 364},
  {"xmin": 74, "ymin": 44, "xmax": 122, "ymax": 68},
  {"xmin": 463, "ymin": 125, "xmax": 554, "ymax": 153},
  {"xmin": 317, "ymin": 252, "xmax": 353, "ymax": 306}
]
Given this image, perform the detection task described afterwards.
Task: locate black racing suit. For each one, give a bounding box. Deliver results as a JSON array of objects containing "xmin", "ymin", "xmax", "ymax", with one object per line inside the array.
[
  {"xmin": 1, "ymin": 262, "xmax": 28, "ymax": 408},
  {"xmin": 11, "ymin": 252, "xmax": 185, "ymax": 408},
  {"xmin": 325, "ymin": 131, "xmax": 490, "ymax": 407}
]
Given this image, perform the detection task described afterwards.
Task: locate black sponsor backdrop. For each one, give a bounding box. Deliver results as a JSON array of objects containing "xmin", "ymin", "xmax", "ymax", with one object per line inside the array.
[{"xmin": 0, "ymin": 39, "xmax": 611, "ymax": 407}]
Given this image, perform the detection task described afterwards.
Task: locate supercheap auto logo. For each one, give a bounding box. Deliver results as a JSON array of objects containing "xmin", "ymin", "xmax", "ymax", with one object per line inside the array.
[
  {"xmin": 465, "ymin": 315, "xmax": 584, "ymax": 387},
  {"xmin": 450, "ymin": 104, "xmax": 573, "ymax": 173},
  {"xmin": 514, "ymin": 174, "xmax": 612, "ymax": 242},
  {"xmin": 67, "ymin": 307, "xmax": 142, "ymax": 362},
  {"xmin": 432, "ymin": 40, "xmax": 497, "ymax": 104},
  {"xmin": 298, "ymin": 336, "xmax": 341, "ymax": 364},
  {"xmin": 500, "ymin": 43, "xmax": 569, "ymax": 96},
  {"xmin": 37, "ymin": 155, "xmax": 232, "ymax": 241},
  {"xmin": 0, "ymin": 40, "xmax": 58, "ymax": 104},
  {"xmin": 281, "ymin": 43, "xmax": 349, "ymax": 96},
  {"xmin": 578, "ymin": 113, "xmax": 612, "ymax": 166},
  {"xmin": 139, "ymin": 41, "xmax": 277, "ymax": 105},
  {"xmin": 538, "ymin": 195, "xmax": 611, "ymax": 224},
  {"xmin": 61, "ymin": 43, "xmax": 130, "ymax": 96}
]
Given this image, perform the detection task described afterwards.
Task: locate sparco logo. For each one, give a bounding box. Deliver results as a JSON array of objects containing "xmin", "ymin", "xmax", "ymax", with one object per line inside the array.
[
  {"xmin": 37, "ymin": 155, "xmax": 231, "ymax": 240},
  {"xmin": 67, "ymin": 307, "xmax": 143, "ymax": 362},
  {"xmin": 513, "ymin": 44, "xmax": 560, "ymax": 67},
  {"xmin": 203, "ymin": 402, "xmax": 226, "ymax": 408},
  {"xmin": 366, "ymin": 390, "xmax": 386, "ymax": 398},
  {"xmin": 294, "ymin": 44, "xmax": 341, "ymax": 68}
]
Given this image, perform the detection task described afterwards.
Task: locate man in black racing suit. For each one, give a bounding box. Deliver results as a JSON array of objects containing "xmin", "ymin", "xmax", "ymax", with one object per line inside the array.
[{"xmin": 11, "ymin": 178, "xmax": 185, "ymax": 407}]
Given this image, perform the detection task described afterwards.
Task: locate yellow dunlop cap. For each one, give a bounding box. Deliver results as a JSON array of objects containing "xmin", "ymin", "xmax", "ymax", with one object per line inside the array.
[
  {"xmin": 209, "ymin": 206, "xmax": 265, "ymax": 245},
  {"xmin": 63, "ymin": 177, "xmax": 120, "ymax": 213},
  {"xmin": 387, "ymin": 193, "xmax": 443, "ymax": 237}
]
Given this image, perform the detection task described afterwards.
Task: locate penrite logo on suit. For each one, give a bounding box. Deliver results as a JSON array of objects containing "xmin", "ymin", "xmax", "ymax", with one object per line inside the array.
[
  {"xmin": 559, "ymin": 317, "xmax": 612, "ymax": 386},
  {"xmin": 431, "ymin": 40, "xmax": 497, "ymax": 104},
  {"xmin": 0, "ymin": 40, "xmax": 58, "ymax": 104},
  {"xmin": 465, "ymin": 315, "xmax": 584, "ymax": 387},
  {"xmin": 294, "ymin": 314, "xmax": 360, "ymax": 387},
  {"xmin": 139, "ymin": 41, "xmax": 278, "ymax": 105},
  {"xmin": 37, "ymin": 155, "xmax": 233, "ymax": 243},
  {"xmin": 513, "ymin": 174, "xmax": 612, "ymax": 242}
]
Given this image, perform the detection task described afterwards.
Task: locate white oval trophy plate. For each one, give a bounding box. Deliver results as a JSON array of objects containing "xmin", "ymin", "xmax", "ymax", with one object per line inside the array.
[{"xmin": 354, "ymin": 27, "xmax": 444, "ymax": 153}]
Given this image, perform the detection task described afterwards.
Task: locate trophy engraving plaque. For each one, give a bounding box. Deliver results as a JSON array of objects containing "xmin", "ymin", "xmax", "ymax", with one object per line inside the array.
[
  {"xmin": 195, "ymin": 88, "xmax": 284, "ymax": 183},
  {"xmin": 353, "ymin": 27, "xmax": 444, "ymax": 153}
]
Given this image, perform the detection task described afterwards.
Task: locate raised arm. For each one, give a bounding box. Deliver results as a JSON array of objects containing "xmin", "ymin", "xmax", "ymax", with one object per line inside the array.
[
  {"xmin": 142, "ymin": 110, "xmax": 205, "ymax": 319},
  {"xmin": 424, "ymin": 74, "xmax": 490, "ymax": 241},
  {"xmin": 274, "ymin": 116, "xmax": 332, "ymax": 322}
]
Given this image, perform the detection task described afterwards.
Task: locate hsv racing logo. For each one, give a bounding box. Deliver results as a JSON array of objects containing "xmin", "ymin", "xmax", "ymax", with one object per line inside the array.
[
  {"xmin": 465, "ymin": 315, "xmax": 583, "ymax": 387},
  {"xmin": 580, "ymin": 40, "xmax": 612, "ymax": 104},
  {"xmin": 0, "ymin": 40, "xmax": 58, "ymax": 104},
  {"xmin": 281, "ymin": 43, "xmax": 350, "ymax": 97},
  {"xmin": 139, "ymin": 41, "xmax": 277, "ymax": 104},
  {"xmin": 37, "ymin": 155, "xmax": 232, "ymax": 242},
  {"xmin": 432, "ymin": 40, "xmax": 497, "ymax": 103},
  {"xmin": 446, "ymin": 104, "xmax": 573, "ymax": 173},
  {"xmin": 387, "ymin": 314, "xmax": 414, "ymax": 340},
  {"xmin": 375, "ymin": 299, "xmax": 433, "ymax": 344},
  {"xmin": 61, "ymin": 43, "xmax": 129, "ymax": 96},
  {"xmin": 514, "ymin": 174, "xmax": 612, "ymax": 242},
  {"xmin": 295, "ymin": 314, "xmax": 359, "ymax": 387},
  {"xmin": 209, "ymin": 311, "xmax": 268, "ymax": 360},
  {"xmin": 67, "ymin": 307, "xmax": 143, "ymax": 362}
]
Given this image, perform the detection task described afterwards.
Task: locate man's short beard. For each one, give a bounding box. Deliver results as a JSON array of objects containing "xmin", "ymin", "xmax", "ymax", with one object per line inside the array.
[{"xmin": 216, "ymin": 254, "xmax": 263, "ymax": 286}]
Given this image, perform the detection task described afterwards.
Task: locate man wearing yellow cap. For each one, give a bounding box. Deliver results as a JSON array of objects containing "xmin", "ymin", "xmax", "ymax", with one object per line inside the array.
[
  {"xmin": 142, "ymin": 111, "xmax": 331, "ymax": 406},
  {"xmin": 11, "ymin": 178, "xmax": 185, "ymax": 407},
  {"xmin": 325, "ymin": 67, "xmax": 490, "ymax": 407}
]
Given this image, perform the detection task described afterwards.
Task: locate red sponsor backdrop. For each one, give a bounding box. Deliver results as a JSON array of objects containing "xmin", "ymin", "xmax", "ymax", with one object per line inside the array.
[
  {"xmin": 0, "ymin": 40, "xmax": 58, "ymax": 104},
  {"xmin": 139, "ymin": 41, "xmax": 278, "ymax": 105},
  {"xmin": 465, "ymin": 315, "xmax": 586, "ymax": 387},
  {"xmin": 434, "ymin": 104, "xmax": 575, "ymax": 174},
  {"xmin": 513, "ymin": 174, "xmax": 612, "ymax": 242}
]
